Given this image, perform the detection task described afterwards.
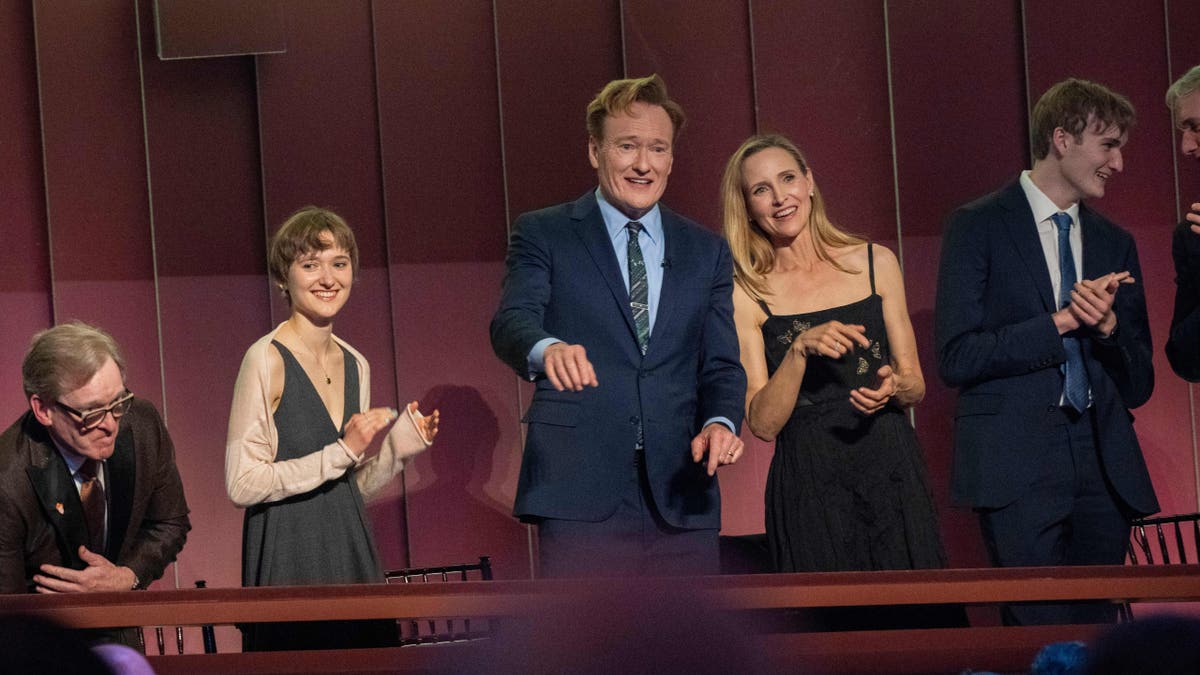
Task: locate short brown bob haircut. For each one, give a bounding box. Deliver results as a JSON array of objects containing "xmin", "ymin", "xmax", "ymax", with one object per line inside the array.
[{"xmin": 267, "ymin": 206, "xmax": 359, "ymax": 302}]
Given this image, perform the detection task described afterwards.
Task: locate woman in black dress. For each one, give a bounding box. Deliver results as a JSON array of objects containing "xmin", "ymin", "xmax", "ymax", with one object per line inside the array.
[
  {"xmin": 226, "ymin": 206, "xmax": 439, "ymax": 650},
  {"xmin": 720, "ymin": 135, "xmax": 945, "ymax": 573}
]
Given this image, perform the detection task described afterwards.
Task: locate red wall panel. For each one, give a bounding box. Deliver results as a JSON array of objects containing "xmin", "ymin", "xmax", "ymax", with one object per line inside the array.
[
  {"xmin": 0, "ymin": 2, "xmax": 51, "ymax": 417},
  {"xmin": 374, "ymin": 0, "xmax": 529, "ymax": 578},
  {"xmin": 374, "ymin": 1, "xmax": 507, "ymax": 265},
  {"xmin": 137, "ymin": 0, "xmax": 266, "ymax": 622},
  {"xmin": 623, "ymin": 0, "xmax": 756, "ymax": 233},
  {"xmin": 495, "ymin": 0, "xmax": 623, "ymax": 219},
  {"xmin": 34, "ymin": 0, "xmax": 164, "ymax": 409},
  {"xmin": 754, "ymin": 0, "xmax": 894, "ymax": 242},
  {"xmin": 888, "ymin": 0, "xmax": 1028, "ymax": 568},
  {"xmin": 1025, "ymin": 0, "xmax": 1196, "ymax": 520}
]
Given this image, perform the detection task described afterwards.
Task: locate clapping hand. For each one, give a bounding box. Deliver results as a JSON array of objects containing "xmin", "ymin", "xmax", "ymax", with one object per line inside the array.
[
  {"xmin": 794, "ymin": 321, "xmax": 869, "ymax": 359},
  {"xmin": 407, "ymin": 401, "xmax": 440, "ymax": 444},
  {"xmin": 850, "ymin": 364, "xmax": 897, "ymax": 416}
]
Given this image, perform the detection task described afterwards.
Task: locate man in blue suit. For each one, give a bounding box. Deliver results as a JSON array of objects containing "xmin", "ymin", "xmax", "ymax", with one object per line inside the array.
[
  {"xmin": 491, "ymin": 74, "xmax": 746, "ymax": 578},
  {"xmin": 935, "ymin": 79, "xmax": 1158, "ymax": 624}
]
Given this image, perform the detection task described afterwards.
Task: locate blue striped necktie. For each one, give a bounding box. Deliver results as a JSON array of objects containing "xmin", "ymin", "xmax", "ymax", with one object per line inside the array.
[{"xmin": 1052, "ymin": 211, "xmax": 1089, "ymax": 411}]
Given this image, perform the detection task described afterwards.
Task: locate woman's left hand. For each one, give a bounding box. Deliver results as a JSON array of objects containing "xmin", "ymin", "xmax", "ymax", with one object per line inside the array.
[
  {"xmin": 408, "ymin": 401, "xmax": 440, "ymax": 443},
  {"xmin": 850, "ymin": 365, "xmax": 897, "ymax": 415}
]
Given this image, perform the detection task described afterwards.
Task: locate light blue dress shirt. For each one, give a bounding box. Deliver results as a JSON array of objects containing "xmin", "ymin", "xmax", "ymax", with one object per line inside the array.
[{"xmin": 526, "ymin": 189, "xmax": 735, "ymax": 435}]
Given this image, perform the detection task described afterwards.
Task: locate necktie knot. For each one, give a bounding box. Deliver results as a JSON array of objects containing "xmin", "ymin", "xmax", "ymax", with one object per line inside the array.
[
  {"xmin": 1051, "ymin": 212, "xmax": 1072, "ymax": 233},
  {"xmin": 627, "ymin": 221, "xmax": 643, "ymax": 236},
  {"xmin": 79, "ymin": 459, "xmax": 100, "ymax": 482}
]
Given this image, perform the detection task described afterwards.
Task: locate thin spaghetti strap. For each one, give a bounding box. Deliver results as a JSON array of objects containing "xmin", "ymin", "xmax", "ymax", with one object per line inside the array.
[
  {"xmin": 755, "ymin": 297, "xmax": 773, "ymax": 317},
  {"xmin": 867, "ymin": 242, "xmax": 876, "ymax": 295}
]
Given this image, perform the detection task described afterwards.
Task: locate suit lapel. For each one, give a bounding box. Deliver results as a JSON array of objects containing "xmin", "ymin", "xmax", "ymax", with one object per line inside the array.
[
  {"xmin": 650, "ymin": 209, "xmax": 685, "ymax": 357},
  {"xmin": 24, "ymin": 428, "xmax": 87, "ymax": 569},
  {"xmin": 105, "ymin": 423, "xmax": 136, "ymax": 560},
  {"xmin": 1079, "ymin": 204, "xmax": 1110, "ymax": 281},
  {"xmin": 998, "ymin": 182, "xmax": 1057, "ymax": 312},
  {"xmin": 571, "ymin": 193, "xmax": 641, "ymax": 344}
]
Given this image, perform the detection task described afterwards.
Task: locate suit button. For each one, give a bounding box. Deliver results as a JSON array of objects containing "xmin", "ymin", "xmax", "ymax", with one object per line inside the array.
[
  {"xmin": 629, "ymin": 416, "xmax": 639, "ymax": 425},
  {"xmin": 1047, "ymin": 405, "xmax": 1057, "ymax": 413}
]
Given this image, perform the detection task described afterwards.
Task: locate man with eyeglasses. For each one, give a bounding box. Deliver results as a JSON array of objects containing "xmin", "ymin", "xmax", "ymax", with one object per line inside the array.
[{"xmin": 0, "ymin": 322, "xmax": 190, "ymax": 606}]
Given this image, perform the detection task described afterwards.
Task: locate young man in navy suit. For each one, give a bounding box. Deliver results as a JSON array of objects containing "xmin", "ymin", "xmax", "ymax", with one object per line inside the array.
[
  {"xmin": 935, "ymin": 79, "xmax": 1158, "ymax": 624},
  {"xmin": 491, "ymin": 75, "xmax": 746, "ymax": 577}
]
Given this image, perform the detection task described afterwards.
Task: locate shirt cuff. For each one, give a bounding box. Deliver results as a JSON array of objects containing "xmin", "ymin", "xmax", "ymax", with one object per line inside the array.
[
  {"xmin": 703, "ymin": 417, "xmax": 737, "ymax": 436},
  {"xmin": 526, "ymin": 337, "xmax": 564, "ymax": 381}
]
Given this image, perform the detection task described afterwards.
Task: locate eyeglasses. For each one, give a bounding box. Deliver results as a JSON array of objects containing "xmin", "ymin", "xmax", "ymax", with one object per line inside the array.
[{"xmin": 56, "ymin": 391, "xmax": 135, "ymax": 431}]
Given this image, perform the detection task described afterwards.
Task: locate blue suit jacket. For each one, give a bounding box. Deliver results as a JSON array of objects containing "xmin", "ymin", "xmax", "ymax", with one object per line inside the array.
[
  {"xmin": 934, "ymin": 180, "xmax": 1158, "ymax": 514},
  {"xmin": 490, "ymin": 191, "xmax": 746, "ymax": 529}
]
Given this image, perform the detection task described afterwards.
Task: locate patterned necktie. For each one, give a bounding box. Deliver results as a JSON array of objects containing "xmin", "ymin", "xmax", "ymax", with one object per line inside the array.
[
  {"xmin": 627, "ymin": 221, "xmax": 650, "ymax": 355},
  {"xmin": 1052, "ymin": 212, "xmax": 1089, "ymax": 411},
  {"xmin": 78, "ymin": 459, "xmax": 106, "ymax": 553}
]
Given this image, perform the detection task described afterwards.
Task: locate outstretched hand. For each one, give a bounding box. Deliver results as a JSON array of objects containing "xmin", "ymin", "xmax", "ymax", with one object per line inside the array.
[
  {"xmin": 543, "ymin": 342, "xmax": 598, "ymax": 392},
  {"xmin": 408, "ymin": 400, "xmax": 440, "ymax": 444},
  {"xmin": 690, "ymin": 423, "xmax": 744, "ymax": 477}
]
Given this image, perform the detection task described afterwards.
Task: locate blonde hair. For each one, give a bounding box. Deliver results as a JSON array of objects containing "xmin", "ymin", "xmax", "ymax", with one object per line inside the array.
[
  {"xmin": 23, "ymin": 322, "xmax": 126, "ymax": 400},
  {"xmin": 586, "ymin": 74, "xmax": 686, "ymax": 143},
  {"xmin": 720, "ymin": 134, "xmax": 863, "ymax": 299}
]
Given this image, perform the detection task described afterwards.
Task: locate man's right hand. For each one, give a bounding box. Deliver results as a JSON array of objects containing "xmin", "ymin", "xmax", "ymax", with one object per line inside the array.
[
  {"xmin": 543, "ymin": 342, "xmax": 599, "ymax": 392},
  {"xmin": 1188, "ymin": 202, "xmax": 1200, "ymax": 234}
]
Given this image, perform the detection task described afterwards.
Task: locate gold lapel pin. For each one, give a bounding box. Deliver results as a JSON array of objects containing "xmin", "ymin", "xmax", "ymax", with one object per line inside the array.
[{"xmin": 55, "ymin": 502, "xmax": 65, "ymax": 515}]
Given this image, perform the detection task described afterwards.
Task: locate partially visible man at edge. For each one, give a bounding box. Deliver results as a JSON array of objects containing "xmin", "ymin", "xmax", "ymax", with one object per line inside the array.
[
  {"xmin": 0, "ymin": 322, "xmax": 190, "ymax": 644},
  {"xmin": 1165, "ymin": 65, "xmax": 1200, "ymax": 380}
]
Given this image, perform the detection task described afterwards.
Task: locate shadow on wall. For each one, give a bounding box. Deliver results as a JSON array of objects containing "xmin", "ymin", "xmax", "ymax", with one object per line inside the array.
[{"xmin": 370, "ymin": 384, "xmax": 530, "ymax": 579}]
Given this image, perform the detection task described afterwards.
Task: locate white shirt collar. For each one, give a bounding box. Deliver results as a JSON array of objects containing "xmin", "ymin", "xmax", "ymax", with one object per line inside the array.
[{"xmin": 1020, "ymin": 170, "xmax": 1080, "ymax": 227}]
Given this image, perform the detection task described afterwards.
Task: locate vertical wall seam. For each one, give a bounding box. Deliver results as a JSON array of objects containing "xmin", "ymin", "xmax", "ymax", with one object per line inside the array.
[
  {"xmin": 882, "ymin": 1, "xmax": 902, "ymax": 270},
  {"xmin": 367, "ymin": 0, "xmax": 412, "ymax": 569},
  {"xmin": 132, "ymin": 0, "xmax": 168, "ymax": 424},
  {"xmin": 881, "ymin": 2, "xmax": 913, "ymax": 429},
  {"xmin": 491, "ymin": 0, "xmax": 535, "ymax": 579},
  {"xmin": 132, "ymin": 0, "xmax": 177, "ymax": 590},
  {"xmin": 747, "ymin": 0, "xmax": 759, "ymax": 133},
  {"xmin": 31, "ymin": 1, "xmax": 59, "ymax": 324},
  {"xmin": 619, "ymin": 0, "xmax": 628, "ymax": 77},
  {"xmin": 1020, "ymin": 0, "xmax": 1034, "ymax": 158}
]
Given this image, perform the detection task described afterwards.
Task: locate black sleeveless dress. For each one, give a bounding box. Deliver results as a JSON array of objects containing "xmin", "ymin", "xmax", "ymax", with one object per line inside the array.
[
  {"xmin": 240, "ymin": 341, "xmax": 396, "ymax": 651},
  {"xmin": 760, "ymin": 245, "xmax": 946, "ymax": 573}
]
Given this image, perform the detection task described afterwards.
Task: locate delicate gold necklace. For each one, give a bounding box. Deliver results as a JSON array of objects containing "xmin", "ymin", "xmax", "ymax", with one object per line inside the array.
[{"xmin": 291, "ymin": 324, "xmax": 333, "ymax": 385}]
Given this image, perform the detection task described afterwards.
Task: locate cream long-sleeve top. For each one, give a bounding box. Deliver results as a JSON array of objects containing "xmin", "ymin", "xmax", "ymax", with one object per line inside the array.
[{"xmin": 225, "ymin": 323, "xmax": 431, "ymax": 507}]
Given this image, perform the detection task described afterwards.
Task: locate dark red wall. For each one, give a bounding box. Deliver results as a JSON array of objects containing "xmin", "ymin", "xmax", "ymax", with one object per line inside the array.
[{"xmin": 3, "ymin": 1, "xmax": 1199, "ymax": 649}]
